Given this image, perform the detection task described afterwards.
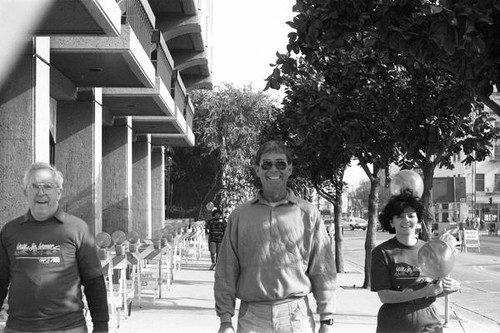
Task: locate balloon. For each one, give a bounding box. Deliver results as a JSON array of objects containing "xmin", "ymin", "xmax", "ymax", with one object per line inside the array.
[
  {"xmin": 417, "ymin": 239, "xmax": 455, "ymax": 279},
  {"xmin": 206, "ymin": 202, "xmax": 215, "ymax": 211},
  {"xmin": 390, "ymin": 170, "xmax": 424, "ymax": 198}
]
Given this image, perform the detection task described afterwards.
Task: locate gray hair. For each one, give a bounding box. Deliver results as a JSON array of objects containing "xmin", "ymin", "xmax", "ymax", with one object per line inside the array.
[{"xmin": 23, "ymin": 162, "xmax": 64, "ymax": 190}]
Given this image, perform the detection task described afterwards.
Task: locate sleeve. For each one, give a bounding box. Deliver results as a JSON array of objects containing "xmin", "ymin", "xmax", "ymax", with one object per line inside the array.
[
  {"xmin": 308, "ymin": 212, "xmax": 337, "ymax": 320},
  {"xmin": 370, "ymin": 246, "xmax": 391, "ymax": 291},
  {"xmin": 0, "ymin": 279, "xmax": 9, "ymax": 308},
  {"xmin": 0, "ymin": 228, "xmax": 10, "ymax": 280},
  {"xmin": 214, "ymin": 217, "xmax": 239, "ymax": 323},
  {"xmin": 77, "ymin": 222, "xmax": 105, "ymax": 281},
  {"xmin": 82, "ymin": 275, "xmax": 109, "ymax": 332}
]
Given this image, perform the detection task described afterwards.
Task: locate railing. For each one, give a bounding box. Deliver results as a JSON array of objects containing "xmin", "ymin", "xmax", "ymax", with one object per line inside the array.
[
  {"xmin": 171, "ymin": 70, "xmax": 187, "ymax": 115},
  {"xmin": 151, "ymin": 30, "xmax": 174, "ymax": 91},
  {"xmin": 184, "ymin": 95, "xmax": 194, "ymax": 129},
  {"xmin": 119, "ymin": 0, "xmax": 155, "ymax": 58}
]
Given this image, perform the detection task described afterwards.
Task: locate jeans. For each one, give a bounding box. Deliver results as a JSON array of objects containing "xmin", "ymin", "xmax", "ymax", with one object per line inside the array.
[
  {"xmin": 237, "ymin": 297, "xmax": 315, "ymax": 333},
  {"xmin": 209, "ymin": 241, "xmax": 221, "ymax": 264}
]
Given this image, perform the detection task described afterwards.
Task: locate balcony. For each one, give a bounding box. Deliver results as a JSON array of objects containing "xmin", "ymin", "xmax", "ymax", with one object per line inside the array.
[
  {"xmin": 50, "ymin": 0, "xmax": 156, "ymax": 88},
  {"xmin": 130, "ymin": 70, "xmax": 195, "ymax": 147},
  {"xmin": 101, "ymin": 29, "xmax": 176, "ymax": 117},
  {"xmin": 133, "ymin": 113, "xmax": 195, "ymax": 147},
  {"xmin": 149, "ymin": 0, "xmax": 212, "ymax": 91},
  {"xmin": 102, "ymin": 76, "xmax": 175, "ymax": 117},
  {"xmin": 35, "ymin": 0, "xmax": 121, "ymax": 36}
]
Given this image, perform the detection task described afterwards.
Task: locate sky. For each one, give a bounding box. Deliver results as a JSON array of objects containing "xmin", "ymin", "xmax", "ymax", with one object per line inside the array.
[
  {"xmin": 212, "ymin": 0, "xmax": 296, "ymax": 90},
  {"xmin": 211, "ymin": 1, "xmax": 368, "ymax": 186}
]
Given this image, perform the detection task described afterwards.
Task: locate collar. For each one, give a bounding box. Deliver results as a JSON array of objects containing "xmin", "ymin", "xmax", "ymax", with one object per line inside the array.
[
  {"xmin": 251, "ymin": 188, "xmax": 299, "ymax": 206},
  {"xmin": 20, "ymin": 208, "xmax": 65, "ymax": 224}
]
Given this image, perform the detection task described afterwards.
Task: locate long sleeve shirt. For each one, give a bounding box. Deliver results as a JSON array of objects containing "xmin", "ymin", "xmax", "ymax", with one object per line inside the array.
[
  {"xmin": 0, "ymin": 209, "xmax": 108, "ymax": 331},
  {"xmin": 214, "ymin": 189, "xmax": 337, "ymax": 323}
]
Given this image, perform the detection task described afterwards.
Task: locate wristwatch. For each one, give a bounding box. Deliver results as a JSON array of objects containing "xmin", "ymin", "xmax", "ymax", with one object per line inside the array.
[{"xmin": 320, "ymin": 319, "xmax": 334, "ymax": 325}]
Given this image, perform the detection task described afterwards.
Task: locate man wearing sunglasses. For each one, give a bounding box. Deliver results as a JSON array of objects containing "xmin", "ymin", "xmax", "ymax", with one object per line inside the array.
[
  {"xmin": 215, "ymin": 141, "xmax": 336, "ymax": 333},
  {"xmin": 0, "ymin": 162, "xmax": 108, "ymax": 332}
]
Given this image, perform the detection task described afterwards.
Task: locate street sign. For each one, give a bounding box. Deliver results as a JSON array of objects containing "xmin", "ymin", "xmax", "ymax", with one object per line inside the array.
[{"xmin": 462, "ymin": 229, "xmax": 480, "ymax": 253}]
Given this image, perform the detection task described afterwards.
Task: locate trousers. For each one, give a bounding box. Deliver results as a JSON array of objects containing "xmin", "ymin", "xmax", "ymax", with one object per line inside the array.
[
  {"xmin": 4, "ymin": 325, "xmax": 87, "ymax": 333},
  {"xmin": 237, "ymin": 297, "xmax": 315, "ymax": 333}
]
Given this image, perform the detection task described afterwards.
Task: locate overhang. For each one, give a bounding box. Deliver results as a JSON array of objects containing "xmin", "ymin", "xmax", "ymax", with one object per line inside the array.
[
  {"xmin": 102, "ymin": 77, "xmax": 175, "ymax": 117},
  {"xmin": 150, "ymin": 129, "xmax": 195, "ymax": 147},
  {"xmin": 35, "ymin": 0, "xmax": 121, "ymax": 36},
  {"xmin": 132, "ymin": 101, "xmax": 195, "ymax": 147},
  {"xmin": 50, "ymin": 24, "xmax": 156, "ymax": 88}
]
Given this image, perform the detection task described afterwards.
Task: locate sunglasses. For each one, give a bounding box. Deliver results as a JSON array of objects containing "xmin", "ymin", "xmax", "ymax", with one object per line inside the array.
[{"xmin": 260, "ymin": 160, "xmax": 288, "ymax": 170}]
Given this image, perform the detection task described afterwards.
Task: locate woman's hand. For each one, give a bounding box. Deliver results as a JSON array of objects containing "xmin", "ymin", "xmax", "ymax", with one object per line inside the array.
[
  {"xmin": 420, "ymin": 281, "xmax": 444, "ymax": 298},
  {"xmin": 440, "ymin": 277, "xmax": 461, "ymax": 295}
]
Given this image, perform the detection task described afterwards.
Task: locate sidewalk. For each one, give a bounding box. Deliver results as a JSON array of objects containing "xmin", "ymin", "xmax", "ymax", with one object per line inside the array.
[{"xmin": 116, "ymin": 253, "xmax": 497, "ymax": 333}]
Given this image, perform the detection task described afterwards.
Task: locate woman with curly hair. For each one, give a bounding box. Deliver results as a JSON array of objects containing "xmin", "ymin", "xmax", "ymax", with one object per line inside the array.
[{"xmin": 371, "ymin": 190, "xmax": 460, "ymax": 333}]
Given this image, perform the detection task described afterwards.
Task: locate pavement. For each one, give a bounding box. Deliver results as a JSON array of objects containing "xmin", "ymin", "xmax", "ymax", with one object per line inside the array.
[{"xmin": 114, "ymin": 251, "xmax": 500, "ymax": 333}]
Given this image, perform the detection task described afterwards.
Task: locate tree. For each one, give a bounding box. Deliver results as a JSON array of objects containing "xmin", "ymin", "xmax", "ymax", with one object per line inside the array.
[
  {"xmin": 265, "ymin": 0, "xmax": 500, "ymax": 287},
  {"xmin": 169, "ymin": 83, "xmax": 279, "ymax": 219}
]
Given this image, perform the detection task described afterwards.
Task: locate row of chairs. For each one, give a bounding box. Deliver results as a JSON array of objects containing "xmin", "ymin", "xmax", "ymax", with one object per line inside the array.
[{"xmin": 92, "ymin": 224, "xmax": 207, "ymax": 332}]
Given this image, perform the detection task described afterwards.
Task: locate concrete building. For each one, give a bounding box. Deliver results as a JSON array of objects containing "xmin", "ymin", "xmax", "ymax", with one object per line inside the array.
[
  {"xmin": 433, "ymin": 93, "xmax": 500, "ymax": 229},
  {"xmin": 0, "ymin": 0, "xmax": 213, "ymax": 240}
]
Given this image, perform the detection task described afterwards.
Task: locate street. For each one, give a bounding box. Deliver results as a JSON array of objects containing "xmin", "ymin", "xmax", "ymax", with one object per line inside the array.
[{"xmin": 339, "ymin": 230, "xmax": 500, "ymax": 332}]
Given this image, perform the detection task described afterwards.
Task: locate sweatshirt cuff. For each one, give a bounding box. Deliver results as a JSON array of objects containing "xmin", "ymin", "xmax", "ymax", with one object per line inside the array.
[
  {"xmin": 220, "ymin": 313, "xmax": 233, "ymax": 323},
  {"xmin": 319, "ymin": 314, "xmax": 334, "ymax": 321},
  {"xmin": 92, "ymin": 321, "xmax": 109, "ymax": 332}
]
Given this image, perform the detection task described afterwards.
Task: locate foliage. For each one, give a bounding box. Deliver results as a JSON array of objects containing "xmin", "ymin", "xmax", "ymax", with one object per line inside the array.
[
  {"xmin": 265, "ymin": 0, "xmax": 500, "ymax": 286},
  {"xmin": 275, "ymin": 0, "xmax": 500, "ymax": 114},
  {"xmin": 169, "ymin": 83, "xmax": 279, "ymax": 219}
]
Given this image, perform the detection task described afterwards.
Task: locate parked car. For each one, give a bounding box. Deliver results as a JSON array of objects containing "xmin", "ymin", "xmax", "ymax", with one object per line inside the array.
[{"xmin": 348, "ymin": 217, "xmax": 368, "ymax": 230}]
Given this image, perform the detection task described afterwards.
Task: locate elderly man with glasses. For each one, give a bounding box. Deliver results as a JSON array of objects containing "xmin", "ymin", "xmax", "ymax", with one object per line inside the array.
[
  {"xmin": 0, "ymin": 162, "xmax": 109, "ymax": 333},
  {"xmin": 214, "ymin": 141, "xmax": 337, "ymax": 333}
]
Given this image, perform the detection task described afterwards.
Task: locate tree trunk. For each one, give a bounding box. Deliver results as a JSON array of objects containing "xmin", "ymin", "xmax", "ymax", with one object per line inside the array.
[
  {"xmin": 333, "ymin": 200, "xmax": 344, "ymax": 273},
  {"xmin": 363, "ymin": 169, "xmax": 380, "ymax": 288},
  {"xmin": 420, "ymin": 165, "xmax": 436, "ymax": 241}
]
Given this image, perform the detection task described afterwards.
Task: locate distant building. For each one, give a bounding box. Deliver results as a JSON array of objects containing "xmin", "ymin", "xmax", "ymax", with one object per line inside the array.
[{"xmin": 433, "ymin": 94, "xmax": 500, "ymax": 225}]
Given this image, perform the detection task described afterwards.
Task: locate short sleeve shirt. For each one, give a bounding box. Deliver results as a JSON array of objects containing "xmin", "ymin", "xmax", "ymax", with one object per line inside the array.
[{"xmin": 371, "ymin": 237, "xmax": 434, "ymax": 294}]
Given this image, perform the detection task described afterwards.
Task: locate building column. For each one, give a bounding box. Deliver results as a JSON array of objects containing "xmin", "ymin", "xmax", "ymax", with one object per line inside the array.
[
  {"xmin": 102, "ymin": 117, "xmax": 133, "ymax": 234},
  {"xmin": 0, "ymin": 37, "xmax": 51, "ymax": 223},
  {"xmin": 56, "ymin": 88, "xmax": 103, "ymax": 235},
  {"xmin": 151, "ymin": 146, "xmax": 165, "ymax": 237},
  {"xmin": 132, "ymin": 134, "xmax": 152, "ymax": 240}
]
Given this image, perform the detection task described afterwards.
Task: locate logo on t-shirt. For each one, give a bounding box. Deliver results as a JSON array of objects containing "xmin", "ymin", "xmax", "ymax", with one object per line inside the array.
[
  {"xmin": 14, "ymin": 242, "xmax": 62, "ymax": 264},
  {"xmin": 394, "ymin": 262, "xmax": 431, "ymax": 291}
]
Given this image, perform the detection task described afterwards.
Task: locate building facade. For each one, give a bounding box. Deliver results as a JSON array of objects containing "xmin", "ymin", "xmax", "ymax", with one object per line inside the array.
[
  {"xmin": 0, "ymin": 0, "xmax": 213, "ymax": 240},
  {"xmin": 433, "ymin": 94, "xmax": 500, "ymax": 227}
]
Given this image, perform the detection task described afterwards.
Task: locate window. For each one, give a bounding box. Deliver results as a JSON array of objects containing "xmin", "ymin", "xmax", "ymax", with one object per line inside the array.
[
  {"xmin": 476, "ymin": 173, "xmax": 485, "ymax": 192},
  {"xmin": 495, "ymin": 174, "xmax": 500, "ymax": 192},
  {"xmin": 495, "ymin": 141, "xmax": 500, "ymax": 160}
]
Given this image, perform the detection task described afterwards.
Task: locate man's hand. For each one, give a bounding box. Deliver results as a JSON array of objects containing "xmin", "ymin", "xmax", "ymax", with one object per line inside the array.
[
  {"xmin": 217, "ymin": 322, "xmax": 234, "ymax": 333},
  {"xmin": 318, "ymin": 323, "xmax": 334, "ymax": 333}
]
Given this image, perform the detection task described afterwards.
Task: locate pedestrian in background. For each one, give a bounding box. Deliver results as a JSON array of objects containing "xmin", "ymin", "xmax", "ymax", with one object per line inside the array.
[
  {"xmin": 371, "ymin": 191, "xmax": 460, "ymax": 333},
  {"xmin": 214, "ymin": 140, "xmax": 336, "ymax": 333},
  {"xmin": 0, "ymin": 162, "xmax": 109, "ymax": 332},
  {"xmin": 205, "ymin": 209, "xmax": 226, "ymax": 270}
]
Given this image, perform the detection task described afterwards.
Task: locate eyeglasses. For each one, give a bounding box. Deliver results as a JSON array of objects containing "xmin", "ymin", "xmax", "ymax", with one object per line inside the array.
[
  {"xmin": 260, "ymin": 160, "xmax": 288, "ymax": 170},
  {"xmin": 27, "ymin": 183, "xmax": 59, "ymax": 192}
]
